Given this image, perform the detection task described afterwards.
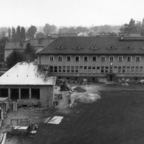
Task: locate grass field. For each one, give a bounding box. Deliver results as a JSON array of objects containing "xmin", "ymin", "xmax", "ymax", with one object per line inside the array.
[{"xmin": 34, "ymin": 84, "xmax": 144, "ymax": 144}]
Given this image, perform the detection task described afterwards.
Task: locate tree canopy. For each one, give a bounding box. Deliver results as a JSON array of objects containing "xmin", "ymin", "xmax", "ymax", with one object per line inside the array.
[
  {"xmin": 26, "ymin": 26, "xmax": 37, "ymax": 39},
  {"xmin": 35, "ymin": 32, "xmax": 46, "ymax": 39},
  {"xmin": 6, "ymin": 42, "xmax": 36, "ymax": 68},
  {"xmin": 6, "ymin": 50, "xmax": 25, "ymax": 68},
  {"xmin": 43, "ymin": 24, "xmax": 56, "ymax": 36}
]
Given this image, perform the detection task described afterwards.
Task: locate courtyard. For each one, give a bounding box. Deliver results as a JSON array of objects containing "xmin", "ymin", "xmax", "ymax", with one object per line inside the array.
[
  {"xmin": 2, "ymin": 83, "xmax": 144, "ymax": 144},
  {"xmin": 32, "ymin": 83, "xmax": 144, "ymax": 144}
]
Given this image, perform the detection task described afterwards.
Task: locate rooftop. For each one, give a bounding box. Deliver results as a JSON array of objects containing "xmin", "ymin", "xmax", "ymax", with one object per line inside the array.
[
  {"xmin": 38, "ymin": 37, "xmax": 144, "ymax": 55},
  {"xmin": 27, "ymin": 37, "xmax": 55, "ymax": 48},
  {"xmin": 5, "ymin": 42, "xmax": 27, "ymax": 50},
  {"xmin": 0, "ymin": 62, "xmax": 56, "ymax": 85}
]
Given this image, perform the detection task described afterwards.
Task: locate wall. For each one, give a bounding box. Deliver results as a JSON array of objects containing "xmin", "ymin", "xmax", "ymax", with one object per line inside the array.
[
  {"xmin": 40, "ymin": 85, "xmax": 54, "ymax": 107},
  {"xmin": 39, "ymin": 54, "xmax": 144, "ymax": 79},
  {"xmin": 0, "ymin": 85, "xmax": 54, "ymax": 107}
]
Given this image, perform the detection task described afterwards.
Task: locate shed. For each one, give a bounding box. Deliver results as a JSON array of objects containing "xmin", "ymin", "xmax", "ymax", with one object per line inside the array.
[{"xmin": 0, "ymin": 62, "xmax": 56, "ymax": 107}]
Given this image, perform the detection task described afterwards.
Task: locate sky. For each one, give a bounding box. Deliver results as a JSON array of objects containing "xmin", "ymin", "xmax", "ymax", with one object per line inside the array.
[{"xmin": 0, "ymin": 0, "xmax": 144, "ymax": 27}]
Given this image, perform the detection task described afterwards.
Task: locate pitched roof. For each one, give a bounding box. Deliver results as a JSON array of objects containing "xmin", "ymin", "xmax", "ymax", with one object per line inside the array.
[
  {"xmin": 5, "ymin": 42, "xmax": 27, "ymax": 50},
  {"xmin": 27, "ymin": 38, "xmax": 55, "ymax": 47},
  {"xmin": 38, "ymin": 37, "xmax": 144, "ymax": 55},
  {"xmin": 0, "ymin": 62, "xmax": 56, "ymax": 85}
]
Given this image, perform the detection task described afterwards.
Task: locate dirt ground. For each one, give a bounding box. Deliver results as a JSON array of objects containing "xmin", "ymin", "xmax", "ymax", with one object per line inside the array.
[
  {"xmin": 2, "ymin": 83, "xmax": 144, "ymax": 144},
  {"xmin": 33, "ymin": 83, "xmax": 144, "ymax": 144}
]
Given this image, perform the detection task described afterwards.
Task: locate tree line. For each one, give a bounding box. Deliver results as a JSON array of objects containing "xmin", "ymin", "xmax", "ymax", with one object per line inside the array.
[
  {"xmin": 1, "ymin": 18, "xmax": 144, "ymax": 44},
  {"xmin": 120, "ymin": 18, "xmax": 144, "ymax": 36},
  {"xmin": 6, "ymin": 43, "xmax": 36, "ymax": 68},
  {"xmin": 0, "ymin": 24, "xmax": 121, "ymax": 42}
]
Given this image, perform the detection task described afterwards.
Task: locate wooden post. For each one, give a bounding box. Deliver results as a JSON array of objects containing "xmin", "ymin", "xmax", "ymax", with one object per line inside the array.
[
  {"xmin": 29, "ymin": 88, "xmax": 31, "ymax": 99},
  {"xmin": 19, "ymin": 88, "xmax": 21, "ymax": 100},
  {"xmin": 8, "ymin": 88, "xmax": 10, "ymax": 100}
]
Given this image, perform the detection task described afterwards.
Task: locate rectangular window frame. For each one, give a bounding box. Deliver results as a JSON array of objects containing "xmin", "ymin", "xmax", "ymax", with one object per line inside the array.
[
  {"xmin": 118, "ymin": 56, "xmax": 123, "ymax": 62},
  {"xmin": 101, "ymin": 56, "xmax": 106, "ymax": 62},
  {"xmin": 109, "ymin": 56, "xmax": 114, "ymax": 62},
  {"xmin": 58, "ymin": 55, "xmax": 63, "ymax": 62},
  {"xmin": 127, "ymin": 56, "xmax": 132, "ymax": 62},
  {"xmin": 83, "ymin": 56, "xmax": 88, "ymax": 62},
  {"xmin": 75, "ymin": 56, "xmax": 80, "ymax": 62},
  {"xmin": 66, "ymin": 56, "xmax": 71, "ymax": 62},
  {"xmin": 135, "ymin": 56, "xmax": 141, "ymax": 62},
  {"xmin": 49, "ymin": 56, "xmax": 54, "ymax": 62},
  {"xmin": 92, "ymin": 56, "xmax": 97, "ymax": 62}
]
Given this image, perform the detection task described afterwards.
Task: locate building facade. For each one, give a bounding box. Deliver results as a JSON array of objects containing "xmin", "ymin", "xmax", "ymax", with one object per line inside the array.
[
  {"xmin": 0, "ymin": 62, "xmax": 56, "ymax": 107},
  {"xmin": 37, "ymin": 37, "xmax": 144, "ymax": 82}
]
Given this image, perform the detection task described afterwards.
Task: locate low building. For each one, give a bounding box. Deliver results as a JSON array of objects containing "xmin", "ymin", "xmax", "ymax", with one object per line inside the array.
[
  {"xmin": 37, "ymin": 36, "xmax": 144, "ymax": 82},
  {"xmin": 0, "ymin": 62, "xmax": 56, "ymax": 107}
]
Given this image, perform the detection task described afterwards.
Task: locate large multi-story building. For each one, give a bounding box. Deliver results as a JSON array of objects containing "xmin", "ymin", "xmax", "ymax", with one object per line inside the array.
[{"xmin": 37, "ymin": 36, "xmax": 144, "ymax": 82}]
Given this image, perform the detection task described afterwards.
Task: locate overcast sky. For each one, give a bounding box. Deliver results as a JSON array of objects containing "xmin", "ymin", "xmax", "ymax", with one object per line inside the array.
[{"xmin": 1, "ymin": 0, "xmax": 144, "ymax": 27}]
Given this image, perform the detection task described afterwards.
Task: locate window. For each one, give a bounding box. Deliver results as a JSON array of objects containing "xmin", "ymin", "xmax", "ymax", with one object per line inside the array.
[
  {"xmin": 92, "ymin": 56, "xmax": 97, "ymax": 61},
  {"xmin": 84, "ymin": 66, "xmax": 87, "ymax": 69},
  {"xmin": 109, "ymin": 56, "xmax": 114, "ymax": 62},
  {"xmin": 58, "ymin": 56, "xmax": 63, "ymax": 62},
  {"xmin": 88, "ymin": 66, "xmax": 91, "ymax": 69},
  {"xmin": 49, "ymin": 56, "xmax": 54, "ymax": 62},
  {"xmin": 127, "ymin": 56, "xmax": 132, "ymax": 62},
  {"xmin": 92, "ymin": 67, "xmax": 95, "ymax": 69},
  {"xmin": 101, "ymin": 56, "xmax": 106, "ymax": 62},
  {"xmin": 67, "ymin": 66, "xmax": 70, "ymax": 73},
  {"xmin": 84, "ymin": 56, "xmax": 88, "ymax": 62},
  {"xmin": 75, "ymin": 66, "xmax": 78, "ymax": 73},
  {"xmin": 0, "ymin": 89, "xmax": 8, "ymax": 97},
  {"xmin": 54, "ymin": 66, "xmax": 57, "ymax": 72},
  {"xmin": 59, "ymin": 66, "xmax": 61, "ymax": 72},
  {"xmin": 75, "ymin": 56, "xmax": 80, "ymax": 62},
  {"xmin": 63, "ymin": 66, "xmax": 66, "ymax": 72},
  {"xmin": 21, "ymin": 89, "xmax": 29, "ymax": 99},
  {"xmin": 50, "ymin": 66, "xmax": 53, "ymax": 72},
  {"xmin": 118, "ymin": 56, "xmax": 123, "ymax": 62},
  {"xmin": 135, "ymin": 56, "xmax": 141, "ymax": 62},
  {"xmin": 67, "ymin": 56, "xmax": 71, "ymax": 62},
  {"xmin": 31, "ymin": 89, "xmax": 40, "ymax": 99},
  {"xmin": 71, "ymin": 66, "xmax": 74, "ymax": 73}
]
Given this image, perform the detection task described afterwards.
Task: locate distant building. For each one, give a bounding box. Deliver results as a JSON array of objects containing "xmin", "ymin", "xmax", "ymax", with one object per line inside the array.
[
  {"xmin": 27, "ymin": 37, "xmax": 56, "ymax": 53},
  {"xmin": 4, "ymin": 42, "xmax": 27, "ymax": 61},
  {"xmin": 0, "ymin": 62, "xmax": 56, "ymax": 107},
  {"xmin": 37, "ymin": 36, "xmax": 144, "ymax": 82},
  {"xmin": 50, "ymin": 33, "xmax": 77, "ymax": 38},
  {"xmin": 4, "ymin": 37, "xmax": 55, "ymax": 62}
]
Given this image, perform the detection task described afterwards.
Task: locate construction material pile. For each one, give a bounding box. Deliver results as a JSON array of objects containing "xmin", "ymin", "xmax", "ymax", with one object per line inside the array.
[{"xmin": 70, "ymin": 86, "xmax": 100, "ymax": 105}]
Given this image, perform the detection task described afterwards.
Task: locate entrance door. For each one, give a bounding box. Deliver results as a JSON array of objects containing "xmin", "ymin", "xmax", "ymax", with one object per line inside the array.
[{"xmin": 107, "ymin": 74, "xmax": 114, "ymax": 82}]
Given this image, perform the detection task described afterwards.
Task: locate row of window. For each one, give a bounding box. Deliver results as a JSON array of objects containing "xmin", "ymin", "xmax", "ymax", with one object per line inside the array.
[
  {"xmin": 50, "ymin": 66, "xmax": 143, "ymax": 73},
  {"xmin": 49, "ymin": 56, "xmax": 141, "ymax": 62}
]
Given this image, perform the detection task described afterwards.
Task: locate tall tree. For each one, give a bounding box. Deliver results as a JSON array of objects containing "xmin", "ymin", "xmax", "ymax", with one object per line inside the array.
[
  {"xmin": 21, "ymin": 27, "xmax": 26, "ymax": 41},
  {"xmin": 8, "ymin": 28, "xmax": 11, "ymax": 41},
  {"xmin": 141, "ymin": 19, "xmax": 144, "ymax": 36},
  {"xmin": 26, "ymin": 26, "xmax": 37, "ymax": 39},
  {"xmin": 15, "ymin": 26, "xmax": 21, "ymax": 42},
  {"xmin": 35, "ymin": 32, "xmax": 45, "ymax": 39},
  {"xmin": 12, "ymin": 27, "xmax": 16, "ymax": 42},
  {"xmin": 24, "ymin": 43, "xmax": 36, "ymax": 61},
  {"xmin": 6, "ymin": 50, "xmax": 25, "ymax": 68},
  {"xmin": 43, "ymin": 24, "xmax": 56, "ymax": 36}
]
